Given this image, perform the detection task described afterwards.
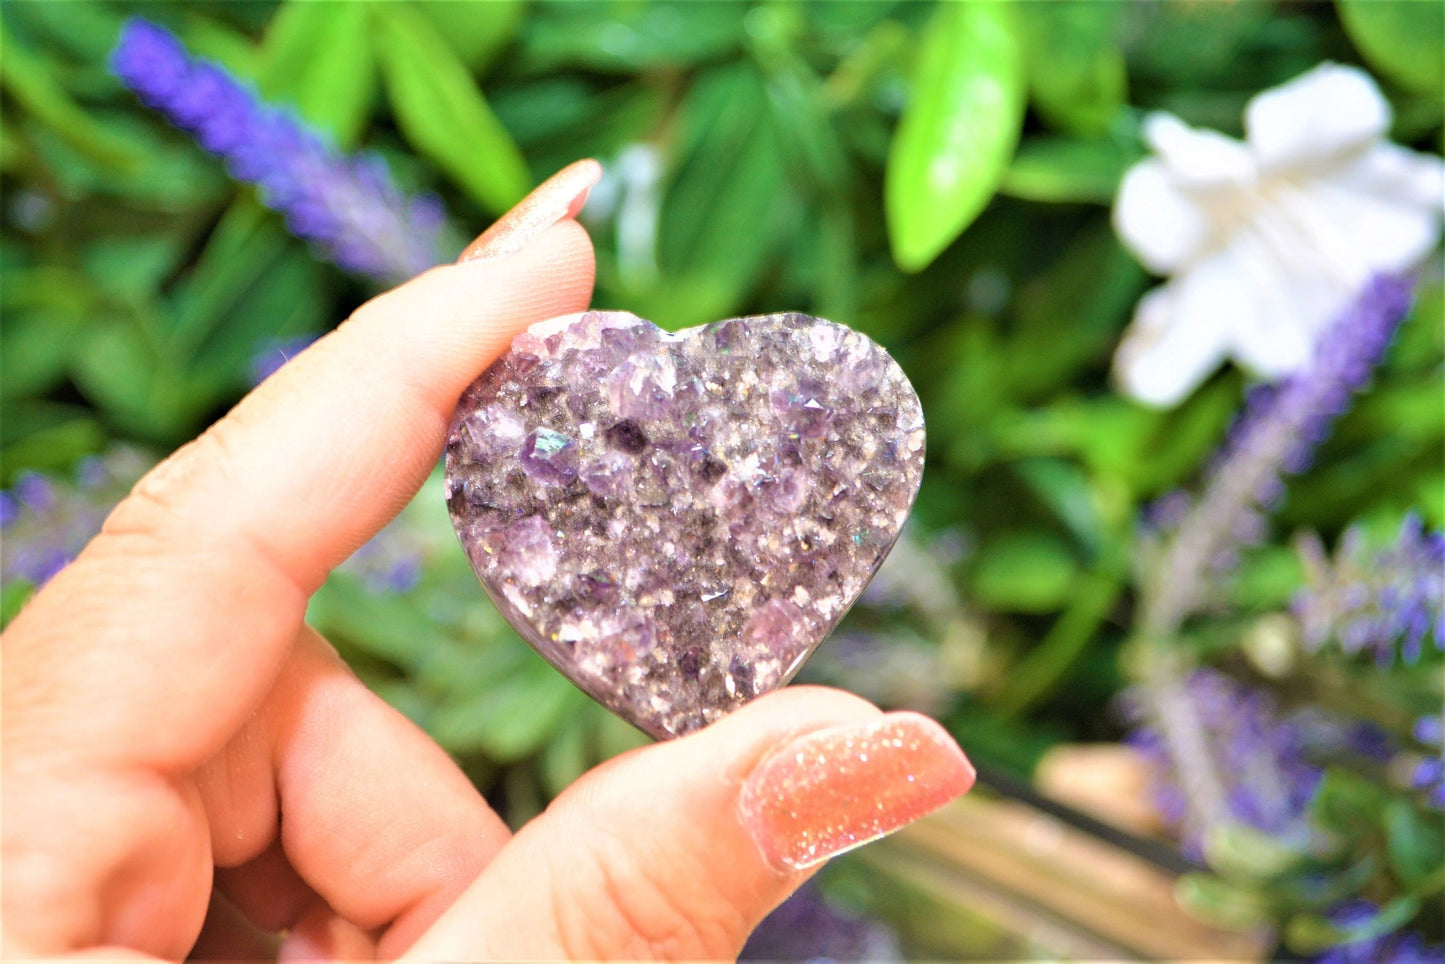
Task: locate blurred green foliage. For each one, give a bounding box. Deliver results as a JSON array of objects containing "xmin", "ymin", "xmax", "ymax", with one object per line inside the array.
[{"xmin": 1, "ymin": 0, "xmax": 1443, "ymax": 954}]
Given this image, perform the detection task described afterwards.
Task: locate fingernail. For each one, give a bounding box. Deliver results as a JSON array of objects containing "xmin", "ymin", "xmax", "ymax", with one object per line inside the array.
[
  {"xmin": 459, "ymin": 158, "xmax": 602, "ymax": 263},
  {"xmin": 738, "ymin": 711, "xmax": 975, "ymax": 872}
]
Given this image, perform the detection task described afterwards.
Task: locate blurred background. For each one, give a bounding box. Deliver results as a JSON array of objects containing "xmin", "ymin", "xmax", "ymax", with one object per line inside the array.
[{"xmin": 2, "ymin": 1, "xmax": 1442, "ymax": 960}]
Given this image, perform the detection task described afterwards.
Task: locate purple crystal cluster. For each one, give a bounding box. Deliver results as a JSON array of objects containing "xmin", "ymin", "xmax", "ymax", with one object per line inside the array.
[{"xmin": 444, "ymin": 311, "xmax": 925, "ymax": 738}]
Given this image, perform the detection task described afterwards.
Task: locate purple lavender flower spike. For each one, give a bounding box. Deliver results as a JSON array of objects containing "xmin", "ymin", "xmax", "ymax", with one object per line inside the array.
[
  {"xmin": 0, "ymin": 449, "xmax": 153, "ymax": 591},
  {"xmin": 111, "ymin": 19, "xmax": 446, "ymax": 284},
  {"xmin": 1133, "ymin": 277, "xmax": 1415, "ymax": 845},
  {"xmin": 1312, "ymin": 901, "xmax": 1445, "ymax": 964},
  {"xmin": 1141, "ymin": 277, "xmax": 1415, "ymax": 633},
  {"xmin": 1295, "ymin": 514, "xmax": 1445, "ymax": 666},
  {"xmin": 337, "ymin": 517, "xmax": 428, "ymax": 595},
  {"xmin": 1122, "ymin": 668, "xmax": 1322, "ymax": 856},
  {"xmin": 1413, "ymin": 712, "xmax": 1445, "ymax": 809},
  {"xmin": 740, "ymin": 881, "xmax": 902, "ymax": 962}
]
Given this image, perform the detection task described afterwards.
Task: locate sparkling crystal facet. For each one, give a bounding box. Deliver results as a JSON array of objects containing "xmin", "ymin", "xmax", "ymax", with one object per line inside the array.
[{"xmin": 444, "ymin": 311, "xmax": 925, "ymax": 739}]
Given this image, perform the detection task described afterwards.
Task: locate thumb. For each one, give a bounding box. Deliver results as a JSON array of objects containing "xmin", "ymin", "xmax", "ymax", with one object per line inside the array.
[{"xmin": 403, "ymin": 688, "xmax": 973, "ymax": 960}]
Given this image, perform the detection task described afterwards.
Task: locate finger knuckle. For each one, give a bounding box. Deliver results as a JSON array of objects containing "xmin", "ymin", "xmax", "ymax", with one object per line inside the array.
[{"xmin": 102, "ymin": 417, "xmax": 245, "ymax": 543}]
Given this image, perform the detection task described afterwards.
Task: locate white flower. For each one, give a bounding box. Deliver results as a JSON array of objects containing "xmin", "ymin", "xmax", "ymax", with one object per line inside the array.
[{"xmin": 1112, "ymin": 63, "xmax": 1444, "ymax": 407}]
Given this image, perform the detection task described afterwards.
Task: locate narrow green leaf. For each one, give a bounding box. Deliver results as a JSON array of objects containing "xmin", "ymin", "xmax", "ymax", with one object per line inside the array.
[
  {"xmin": 1202, "ymin": 822, "xmax": 1308, "ymax": 882},
  {"xmin": 373, "ymin": 3, "xmax": 529, "ymax": 214},
  {"xmin": 1286, "ymin": 895, "xmax": 1421, "ymax": 954},
  {"xmin": 968, "ymin": 531, "xmax": 1079, "ymax": 613},
  {"xmin": 1337, "ymin": 0, "xmax": 1444, "ymax": 97},
  {"xmin": 259, "ymin": 0, "xmax": 377, "ymax": 146},
  {"xmin": 414, "ymin": 0, "xmax": 525, "ymax": 71},
  {"xmin": 0, "ymin": 310, "xmax": 80, "ymax": 400},
  {"xmin": 538, "ymin": 714, "xmax": 589, "ymax": 797},
  {"xmin": 1175, "ymin": 873, "xmax": 1276, "ymax": 931},
  {"xmin": 0, "ymin": 23, "xmax": 143, "ymax": 171},
  {"xmin": 71, "ymin": 321, "xmax": 158, "ymax": 436},
  {"xmin": 429, "ymin": 656, "xmax": 581, "ymax": 762},
  {"xmin": 651, "ymin": 66, "xmax": 789, "ymax": 326},
  {"xmin": 522, "ymin": 0, "xmax": 747, "ymax": 72},
  {"xmin": 193, "ymin": 249, "xmax": 326, "ymax": 388},
  {"xmin": 1384, "ymin": 798, "xmax": 1445, "ymax": 888},
  {"xmin": 1019, "ymin": 0, "xmax": 1126, "ymax": 136},
  {"xmin": 885, "ymin": 1, "xmax": 1025, "ymax": 272},
  {"xmin": 1, "ymin": 580, "xmax": 36, "ymax": 628},
  {"xmin": 0, "ymin": 401, "xmax": 105, "ymax": 481},
  {"xmin": 167, "ymin": 200, "xmax": 290, "ymax": 357},
  {"xmin": 1000, "ymin": 136, "xmax": 1133, "ymax": 204}
]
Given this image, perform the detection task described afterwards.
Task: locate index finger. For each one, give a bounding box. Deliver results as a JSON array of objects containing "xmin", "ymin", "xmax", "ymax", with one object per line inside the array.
[{"xmin": 4, "ymin": 177, "xmax": 597, "ymax": 773}]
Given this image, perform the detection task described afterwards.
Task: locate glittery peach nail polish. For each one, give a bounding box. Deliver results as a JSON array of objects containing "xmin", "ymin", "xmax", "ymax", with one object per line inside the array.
[
  {"xmin": 458, "ymin": 158, "xmax": 602, "ymax": 262},
  {"xmin": 738, "ymin": 712, "xmax": 975, "ymax": 872}
]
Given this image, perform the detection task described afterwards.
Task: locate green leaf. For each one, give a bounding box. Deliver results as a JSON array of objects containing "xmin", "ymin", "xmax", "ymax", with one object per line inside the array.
[
  {"xmin": 1007, "ymin": 224, "xmax": 1146, "ymax": 399},
  {"xmin": 70, "ymin": 321, "xmax": 157, "ymax": 435},
  {"xmin": 522, "ymin": 0, "xmax": 748, "ymax": 72},
  {"xmin": 1384, "ymin": 798, "xmax": 1445, "ymax": 888},
  {"xmin": 1310, "ymin": 768, "xmax": 1389, "ymax": 834},
  {"xmin": 1337, "ymin": 0, "xmax": 1444, "ymax": 97},
  {"xmin": 1, "ymin": 579, "xmax": 37, "ymax": 629},
  {"xmin": 415, "ymin": 0, "xmax": 525, "ymax": 71},
  {"xmin": 259, "ymin": 0, "xmax": 378, "ymax": 146},
  {"xmin": 373, "ymin": 3, "xmax": 529, "ymax": 214},
  {"xmin": 192, "ymin": 249, "xmax": 326, "ymax": 388},
  {"xmin": 81, "ymin": 234, "xmax": 189, "ymax": 304},
  {"xmin": 649, "ymin": 66, "xmax": 789, "ymax": 326},
  {"xmin": 307, "ymin": 576, "xmax": 435, "ymax": 671},
  {"xmin": 968, "ymin": 531, "xmax": 1079, "ymax": 613},
  {"xmin": 1000, "ymin": 136, "xmax": 1133, "ymax": 204},
  {"xmin": 1175, "ymin": 873, "xmax": 1276, "ymax": 931},
  {"xmin": 1226, "ymin": 545, "xmax": 1304, "ymax": 610},
  {"xmin": 167, "ymin": 200, "xmax": 290, "ymax": 357},
  {"xmin": 0, "ymin": 22, "xmax": 143, "ymax": 172},
  {"xmin": 0, "ymin": 401, "xmax": 104, "ymax": 481},
  {"xmin": 0, "ymin": 0, "xmax": 125, "ymax": 63},
  {"xmin": 1202, "ymin": 821, "xmax": 1308, "ymax": 882},
  {"xmin": 0, "ymin": 309, "xmax": 79, "ymax": 400},
  {"xmin": 538, "ymin": 713, "xmax": 589, "ymax": 797},
  {"xmin": 429, "ymin": 656, "xmax": 582, "ymax": 762},
  {"xmin": 1019, "ymin": 0, "xmax": 1127, "ymax": 136},
  {"xmin": 885, "ymin": 0, "xmax": 1025, "ymax": 272},
  {"xmin": 1286, "ymin": 895, "xmax": 1421, "ymax": 954}
]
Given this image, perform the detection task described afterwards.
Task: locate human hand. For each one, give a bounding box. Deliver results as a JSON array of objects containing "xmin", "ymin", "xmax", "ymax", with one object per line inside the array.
[{"xmin": 2, "ymin": 161, "xmax": 975, "ymax": 961}]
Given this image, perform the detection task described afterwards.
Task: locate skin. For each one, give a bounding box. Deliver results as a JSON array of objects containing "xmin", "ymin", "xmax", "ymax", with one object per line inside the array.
[{"xmin": 1, "ymin": 219, "xmax": 896, "ymax": 961}]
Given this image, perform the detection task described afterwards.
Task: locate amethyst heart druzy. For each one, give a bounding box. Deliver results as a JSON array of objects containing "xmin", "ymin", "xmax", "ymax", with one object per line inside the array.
[{"xmin": 443, "ymin": 311, "xmax": 924, "ymax": 739}]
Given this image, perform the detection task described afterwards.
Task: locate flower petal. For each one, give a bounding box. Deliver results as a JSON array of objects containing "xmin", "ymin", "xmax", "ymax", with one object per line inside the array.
[
  {"xmin": 1335, "ymin": 142, "xmax": 1445, "ymax": 211},
  {"xmin": 1223, "ymin": 232, "xmax": 1346, "ymax": 378},
  {"xmin": 1297, "ymin": 163, "xmax": 1444, "ymax": 276},
  {"xmin": 1113, "ymin": 160, "xmax": 1215, "ymax": 273},
  {"xmin": 1143, "ymin": 112, "xmax": 1255, "ymax": 190},
  {"xmin": 1246, "ymin": 63, "xmax": 1390, "ymax": 173},
  {"xmin": 1113, "ymin": 281, "xmax": 1232, "ymax": 408}
]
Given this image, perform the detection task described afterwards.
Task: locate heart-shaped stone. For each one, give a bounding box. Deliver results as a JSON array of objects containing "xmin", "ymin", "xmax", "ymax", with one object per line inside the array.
[{"xmin": 443, "ymin": 311, "xmax": 924, "ymax": 739}]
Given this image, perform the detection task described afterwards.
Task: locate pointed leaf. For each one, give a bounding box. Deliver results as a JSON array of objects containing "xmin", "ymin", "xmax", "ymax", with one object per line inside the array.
[
  {"xmin": 259, "ymin": 0, "xmax": 377, "ymax": 146},
  {"xmin": 885, "ymin": 1, "xmax": 1025, "ymax": 272},
  {"xmin": 373, "ymin": 3, "xmax": 529, "ymax": 214},
  {"xmin": 1337, "ymin": 0, "xmax": 1444, "ymax": 97}
]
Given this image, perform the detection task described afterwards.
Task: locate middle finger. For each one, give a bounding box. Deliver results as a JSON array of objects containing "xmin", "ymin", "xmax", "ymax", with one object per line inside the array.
[{"xmin": 195, "ymin": 627, "xmax": 511, "ymax": 954}]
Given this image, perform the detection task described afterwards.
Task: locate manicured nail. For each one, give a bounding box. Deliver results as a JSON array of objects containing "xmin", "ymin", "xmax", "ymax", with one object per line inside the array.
[
  {"xmin": 458, "ymin": 158, "xmax": 602, "ymax": 262},
  {"xmin": 738, "ymin": 711, "xmax": 975, "ymax": 872}
]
